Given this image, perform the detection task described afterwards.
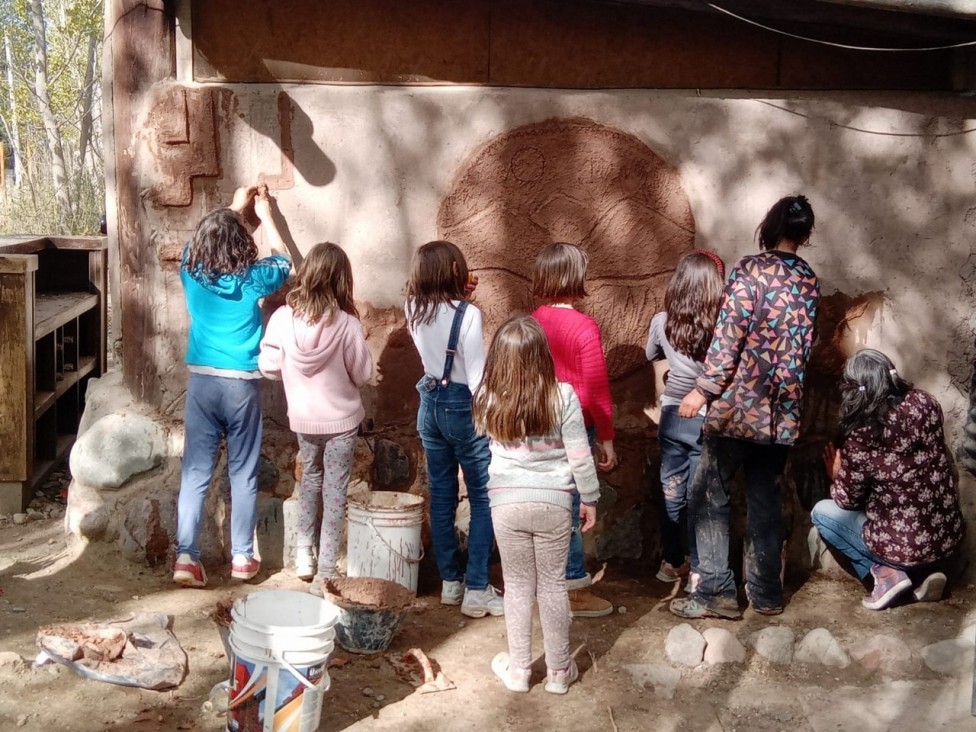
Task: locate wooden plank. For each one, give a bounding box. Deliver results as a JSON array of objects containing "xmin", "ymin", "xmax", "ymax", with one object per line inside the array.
[
  {"xmin": 34, "ymin": 292, "xmax": 98, "ymax": 339},
  {"xmin": 45, "ymin": 236, "xmax": 108, "ymax": 251},
  {"xmin": 0, "ymin": 271, "xmax": 32, "ymax": 483},
  {"xmin": 0, "ymin": 254, "xmax": 39, "ymax": 274}
]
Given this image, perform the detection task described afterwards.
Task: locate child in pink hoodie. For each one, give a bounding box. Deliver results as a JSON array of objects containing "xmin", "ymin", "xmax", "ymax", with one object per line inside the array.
[{"xmin": 259, "ymin": 242, "xmax": 373, "ymax": 591}]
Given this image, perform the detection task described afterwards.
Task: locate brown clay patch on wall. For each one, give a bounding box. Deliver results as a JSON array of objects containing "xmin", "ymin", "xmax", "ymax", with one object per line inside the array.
[{"xmin": 438, "ymin": 117, "xmax": 696, "ymax": 379}]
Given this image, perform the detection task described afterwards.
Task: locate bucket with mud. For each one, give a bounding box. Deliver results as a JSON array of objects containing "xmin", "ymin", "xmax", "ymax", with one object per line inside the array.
[
  {"xmin": 227, "ymin": 590, "xmax": 338, "ymax": 732},
  {"xmin": 347, "ymin": 491, "xmax": 424, "ymax": 594},
  {"xmin": 323, "ymin": 577, "xmax": 414, "ymax": 655}
]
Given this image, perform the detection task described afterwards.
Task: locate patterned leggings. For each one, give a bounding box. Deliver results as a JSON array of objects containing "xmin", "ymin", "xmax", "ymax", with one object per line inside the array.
[
  {"xmin": 296, "ymin": 429, "xmax": 358, "ymax": 577},
  {"xmin": 492, "ymin": 502, "xmax": 572, "ymax": 673}
]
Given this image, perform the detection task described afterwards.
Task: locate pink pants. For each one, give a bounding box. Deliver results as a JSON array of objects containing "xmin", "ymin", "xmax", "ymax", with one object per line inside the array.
[{"xmin": 492, "ymin": 502, "xmax": 572, "ymax": 673}]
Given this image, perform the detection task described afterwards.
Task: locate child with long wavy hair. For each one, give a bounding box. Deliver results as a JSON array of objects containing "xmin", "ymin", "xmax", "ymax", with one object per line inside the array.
[
  {"xmin": 173, "ymin": 185, "xmax": 291, "ymax": 588},
  {"xmin": 405, "ymin": 241, "xmax": 502, "ymax": 618},
  {"xmin": 645, "ymin": 251, "xmax": 725, "ymax": 590},
  {"xmin": 473, "ymin": 315, "xmax": 600, "ymax": 695},
  {"xmin": 259, "ymin": 242, "xmax": 372, "ymax": 592}
]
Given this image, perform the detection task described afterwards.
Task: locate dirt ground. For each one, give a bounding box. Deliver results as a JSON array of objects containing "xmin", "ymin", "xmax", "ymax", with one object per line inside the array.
[{"xmin": 1, "ymin": 509, "xmax": 975, "ymax": 732}]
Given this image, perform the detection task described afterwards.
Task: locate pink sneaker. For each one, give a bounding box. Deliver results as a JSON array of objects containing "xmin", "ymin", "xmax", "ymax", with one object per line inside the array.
[
  {"xmin": 173, "ymin": 553, "xmax": 207, "ymax": 588},
  {"xmin": 545, "ymin": 659, "xmax": 579, "ymax": 695},
  {"xmin": 862, "ymin": 563, "xmax": 911, "ymax": 610},
  {"xmin": 231, "ymin": 554, "xmax": 260, "ymax": 581}
]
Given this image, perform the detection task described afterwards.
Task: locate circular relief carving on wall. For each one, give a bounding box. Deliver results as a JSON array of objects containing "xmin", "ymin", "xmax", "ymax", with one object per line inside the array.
[
  {"xmin": 438, "ymin": 116, "xmax": 697, "ymax": 378},
  {"xmin": 511, "ymin": 146, "xmax": 546, "ymax": 183}
]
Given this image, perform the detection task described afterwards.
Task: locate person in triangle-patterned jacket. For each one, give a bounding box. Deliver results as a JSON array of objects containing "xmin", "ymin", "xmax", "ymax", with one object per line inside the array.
[{"xmin": 670, "ymin": 194, "xmax": 820, "ymax": 620}]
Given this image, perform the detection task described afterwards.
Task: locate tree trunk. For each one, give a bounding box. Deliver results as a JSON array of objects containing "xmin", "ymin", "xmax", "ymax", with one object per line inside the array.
[
  {"xmin": 78, "ymin": 32, "xmax": 96, "ymax": 177},
  {"xmin": 27, "ymin": 0, "xmax": 72, "ymax": 227},
  {"xmin": 3, "ymin": 32, "xmax": 21, "ymax": 188}
]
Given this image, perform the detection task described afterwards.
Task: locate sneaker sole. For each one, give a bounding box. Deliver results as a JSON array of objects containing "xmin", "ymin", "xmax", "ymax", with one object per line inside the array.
[
  {"xmin": 173, "ymin": 571, "xmax": 206, "ymax": 588},
  {"xmin": 862, "ymin": 578, "xmax": 912, "ymax": 610},
  {"xmin": 440, "ymin": 596, "xmax": 462, "ymax": 606},
  {"xmin": 461, "ymin": 606, "xmax": 504, "ymax": 618},
  {"xmin": 655, "ymin": 570, "xmax": 681, "ymax": 583},
  {"xmin": 570, "ymin": 606, "xmax": 614, "ymax": 618},
  {"xmin": 670, "ymin": 600, "xmax": 741, "ymax": 620},
  {"xmin": 913, "ymin": 574, "xmax": 946, "ymax": 603},
  {"xmin": 231, "ymin": 569, "xmax": 260, "ymax": 580}
]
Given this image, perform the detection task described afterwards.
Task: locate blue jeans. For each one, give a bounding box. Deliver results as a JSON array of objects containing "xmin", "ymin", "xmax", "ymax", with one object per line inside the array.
[
  {"xmin": 565, "ymin": 427, "xmax": 597, "ymax": 585},
  {"xmin": 658, "ymin": 406, "xmax": 703, "ymax": 569},
  {"xmin": 810, "ymin": 499, "xmax": 878, "ymax": 580},
  {"xmin": 177, "ymin": 373, "xmax": 262, "ymax": 560},
  {"xmin": 416, "ymin": 378, "xmax": 492, "ymax": 591},
  {"xmin": 690, "ymin": 435, "xmax": 789, "ymax": 609}
]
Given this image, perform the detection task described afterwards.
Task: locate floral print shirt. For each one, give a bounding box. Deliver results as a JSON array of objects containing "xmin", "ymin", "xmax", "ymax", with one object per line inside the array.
[
  {"xmin": 697, "ymin": 250, "xmax": 820, "ymax": 445},
  {"xmin": 832, "ymin": 389, "xmax": 965, "ymax": 566}
]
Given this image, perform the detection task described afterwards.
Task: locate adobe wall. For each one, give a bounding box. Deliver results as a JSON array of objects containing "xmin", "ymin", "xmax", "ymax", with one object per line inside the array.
[{"xmin": 123, "ymin": 83, "xmax": 976, "ymax": 563}]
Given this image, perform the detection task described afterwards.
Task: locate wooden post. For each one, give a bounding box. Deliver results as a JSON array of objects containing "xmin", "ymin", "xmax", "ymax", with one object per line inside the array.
[
  {"xmin": 0, "ymin": 254, "xmax": 37, "ymax": 513},
  {"xmin": 105, "ymin": 0, "xmax": 173, "ymax": 404}
]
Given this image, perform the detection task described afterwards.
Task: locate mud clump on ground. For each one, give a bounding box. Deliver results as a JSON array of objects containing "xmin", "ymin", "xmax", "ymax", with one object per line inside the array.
[{"xmin": 324, "ymin": 577, "xmax": 415, "ymax": 610}]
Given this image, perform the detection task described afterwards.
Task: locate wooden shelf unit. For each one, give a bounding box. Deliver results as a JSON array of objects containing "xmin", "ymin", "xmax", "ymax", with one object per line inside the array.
[{"xmin": 0, "ymin": 236, "xmax": 108, "ymax": 513}]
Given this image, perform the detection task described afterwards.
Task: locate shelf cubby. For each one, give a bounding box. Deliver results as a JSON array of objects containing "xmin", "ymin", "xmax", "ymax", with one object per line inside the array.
[{"xmin": 0, "ymin": 236, "xmax": 107, "ymax": 512}]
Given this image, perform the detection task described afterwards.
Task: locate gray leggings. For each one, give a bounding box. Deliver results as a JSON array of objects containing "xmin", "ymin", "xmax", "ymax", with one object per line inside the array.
[
  {"xmin": 492, "ymin": 502, "xmax": 572, "ymax": 673},
  {"xmin": 296, "ymin": 429, "xmax": 358, "ymax": 577}
]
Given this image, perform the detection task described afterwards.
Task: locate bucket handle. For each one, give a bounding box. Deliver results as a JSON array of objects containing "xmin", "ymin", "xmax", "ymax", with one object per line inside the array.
[
  {"xmin": 365, "ymin": 515, "xmax": 425, "ymax": 564},
  {"xmin": 277, "ymin": 651, "xmax": 322, "ymax": 691}
]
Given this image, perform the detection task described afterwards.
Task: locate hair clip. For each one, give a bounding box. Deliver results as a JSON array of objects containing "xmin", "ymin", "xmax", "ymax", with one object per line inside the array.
[
  {"xmin": 788, "ymin": 201, "xmax": 803, "ymax": 214},
  {"xmin": 889, "ymin": 368, "xmax": 897, "ymax": 378},
  {"xmin": 858, "ymin": 385, "xmax": 866, "ymax": 392}
]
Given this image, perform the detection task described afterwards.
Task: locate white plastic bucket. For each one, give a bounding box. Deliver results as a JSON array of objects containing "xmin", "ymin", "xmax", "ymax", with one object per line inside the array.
[
  {"xmin": 347, "ymin": 491, "xmax": 425, "ymax": 594},
  {"xmin": 227, "ymin": 591, "xmax": 337, "ymax": 732}
]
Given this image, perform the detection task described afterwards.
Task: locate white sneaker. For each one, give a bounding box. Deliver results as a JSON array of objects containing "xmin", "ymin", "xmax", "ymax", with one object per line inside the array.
[
  {"xmin": 441, "ymin": 580, "xmax": 463, "ymax": 606},
  {"xmin": 491, "ymin": 652, "xmax": 530, "ymax": 692},
  {"xmin": 461, "ymin": 586, "xmax": 504, "ymax": 618},
  {"xmin": 295, "ymin": 547, "xmax": 316, "ymax": 580},
  {"xmin": 684, "ymin": 571, "xmax": 700, "ymax": 594},
  {"xmin": 545, "ymin": 659, "xmax": 579, "ymax": 694}
]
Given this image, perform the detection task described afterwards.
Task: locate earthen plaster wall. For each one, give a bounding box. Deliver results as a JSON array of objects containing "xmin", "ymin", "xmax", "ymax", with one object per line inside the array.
[{"xmin": 129, "ymin": 84, "xmax": 976, "ymax": 547}]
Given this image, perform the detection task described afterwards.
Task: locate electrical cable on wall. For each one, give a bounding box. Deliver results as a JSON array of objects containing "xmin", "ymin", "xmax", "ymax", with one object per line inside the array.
[
  {"xmin": 705, "ymin": 1, "xmax": 976, "ymax": 51},
  {"xmin": 757, "ymin": 100, "xmax": 976, "ymax": 137}
]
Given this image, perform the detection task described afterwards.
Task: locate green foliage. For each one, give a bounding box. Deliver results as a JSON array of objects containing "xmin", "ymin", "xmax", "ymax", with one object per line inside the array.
[{"xmin": 0, "ymin": 0, "xmax": 103, "ymax": 235}]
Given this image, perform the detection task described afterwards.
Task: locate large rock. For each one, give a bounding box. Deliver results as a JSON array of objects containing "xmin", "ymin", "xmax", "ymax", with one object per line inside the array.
[
  {"xmin": 749, "ymin": 626, "xmax": 795, "ymax": 665},
  {"xmin": 848, "ymin": 634, "xmax": 918, "ymax": 675},
  {"xmin": 119, "ymin": 495, "xmax": 177, "ymax": 567},
  {"xmin": 794, "ymin": 628, "xmax": 850, "ymax": 668},
  {"xmin": 69, "ymin": 413, "xmax": 167, "ymax": 490},
  {"xmin": 703, "ymin": 627, "xmax": 746, "ymax": 665},
  {"xmin": 921, "ymin": 638, "xmax": 974, "ymax": 676},
  {"xmin": 665, "ymin": 623, "xmax": 706, "ymax": 667}
]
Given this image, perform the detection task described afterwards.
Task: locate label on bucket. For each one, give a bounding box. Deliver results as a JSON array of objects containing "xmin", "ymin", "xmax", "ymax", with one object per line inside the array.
[{"xmin": 228, "ymin": 656, "xmax": 326, "ymax": 732}]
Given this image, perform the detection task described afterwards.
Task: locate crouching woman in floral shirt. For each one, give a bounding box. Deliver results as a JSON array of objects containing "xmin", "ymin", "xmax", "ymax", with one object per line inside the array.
[{"xmin": 813, "ymin": 349, "xmax": 965, "ymax": 610}]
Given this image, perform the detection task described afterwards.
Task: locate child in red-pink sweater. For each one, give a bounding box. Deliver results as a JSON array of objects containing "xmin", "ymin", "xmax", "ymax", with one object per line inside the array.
[{"xmin": 531, "ymin": 242, "xmax": 615, "ymax": 618}]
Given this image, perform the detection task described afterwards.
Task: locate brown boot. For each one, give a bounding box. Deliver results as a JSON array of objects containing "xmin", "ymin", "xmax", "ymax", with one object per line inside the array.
[{"xmin": 568, "ymin": 589, "xmax": 613, "ymax": 618}]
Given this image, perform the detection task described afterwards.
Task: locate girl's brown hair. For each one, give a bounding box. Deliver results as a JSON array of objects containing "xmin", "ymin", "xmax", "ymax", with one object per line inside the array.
[
  {"xmin": 183, "ymin": 208, "xmax": 258, "ymax": 282},
  {"xmin": 286, "ymin": 242, "xmax": 358, "ymax": 325},
  {"xmin": 532, "ymin": 242, "xmax": 589, "ymax": 300},
  {"xmin": 473, "ymin": 315, "xmax": 561, "ymax": 442},
  {"xmin": 405, "ymin": 240, "xmax": 468, "ymax": 327},
  {"xmin": 664, "ymin": 252, "xmax": 725, "ymax": 363}
]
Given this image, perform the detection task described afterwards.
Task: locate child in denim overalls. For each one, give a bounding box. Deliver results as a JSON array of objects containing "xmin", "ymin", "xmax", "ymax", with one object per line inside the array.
[{"xmin": 405, "ymin": 240, "xmax": 502, "ymax": 618}]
